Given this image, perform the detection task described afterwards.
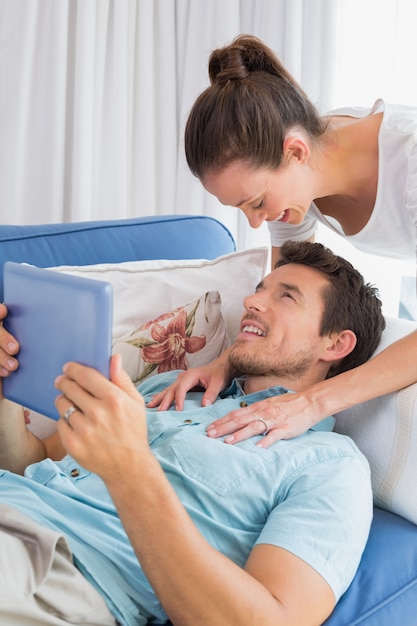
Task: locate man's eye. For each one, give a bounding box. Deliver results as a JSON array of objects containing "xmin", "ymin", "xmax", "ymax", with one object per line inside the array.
[{"xmin": 282, "ymin": 292, "xmax": 294, "ymax": 300}]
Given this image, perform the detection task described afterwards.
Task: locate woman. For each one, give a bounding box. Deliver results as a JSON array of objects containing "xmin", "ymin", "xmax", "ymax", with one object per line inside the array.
[{"xmin": 146, "ymin": 34, "xmax": 417, "ymax": 446}]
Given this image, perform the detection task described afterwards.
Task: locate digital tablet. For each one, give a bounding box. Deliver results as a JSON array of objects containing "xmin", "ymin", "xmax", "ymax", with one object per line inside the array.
[{"xmin": 2, "ymin": 262, "xmax": 113, "ymax": 421}]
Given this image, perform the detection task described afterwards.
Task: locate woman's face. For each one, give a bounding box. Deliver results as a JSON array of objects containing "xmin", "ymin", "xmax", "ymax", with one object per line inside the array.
[{"xmin": 202, "ymin": 157, "xmax": 317, "ymax": 229}]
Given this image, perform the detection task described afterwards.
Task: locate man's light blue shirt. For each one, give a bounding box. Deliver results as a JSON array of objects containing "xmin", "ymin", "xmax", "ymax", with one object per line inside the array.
[{"xmin": 0, "ymin": 371, "xmax": 372, "ymax": 625}]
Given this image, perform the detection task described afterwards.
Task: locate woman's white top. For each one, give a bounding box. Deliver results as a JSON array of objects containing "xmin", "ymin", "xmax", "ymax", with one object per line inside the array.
[{"xmin": 268, "ymin": 99, "xmax": 417, "ymax": 260}]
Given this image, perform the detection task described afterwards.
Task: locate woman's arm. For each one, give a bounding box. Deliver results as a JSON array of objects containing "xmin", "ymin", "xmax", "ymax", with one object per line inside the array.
[
  {"xmin": 149, "ymin": 318, "xmax": 417, "ymax": 447},
  {"xmin": 206, "ymin": 329, "xmax": 417, "ymax": 446},
  {"xmin": 146, "ymin": 346, "xmax": 238, "ymax": 410}
]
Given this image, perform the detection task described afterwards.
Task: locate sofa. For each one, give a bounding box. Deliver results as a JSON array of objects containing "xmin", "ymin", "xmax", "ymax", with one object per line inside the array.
[{"xmin": 0, "ymin": 213, "xmax": 416, "ymax": 625}]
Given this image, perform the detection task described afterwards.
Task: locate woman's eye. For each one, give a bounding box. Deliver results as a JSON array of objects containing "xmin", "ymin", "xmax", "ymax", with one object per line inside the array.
[{"xmin": 253, "ymin": 199, "xmax": 264, "ymax": 210}]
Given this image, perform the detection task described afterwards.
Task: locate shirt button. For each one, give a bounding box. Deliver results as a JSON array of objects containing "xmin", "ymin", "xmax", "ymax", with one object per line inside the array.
[
  {"xmin": 70, "ymin": 468, "xmax": 80, "ymax": 477},
  {"xmin": 183, "ymin": 419, "xmax": 193, "ymax": 424},
  {"xmin": 239, "ymin": 401, "xmax": 247, "ymax": 408}
]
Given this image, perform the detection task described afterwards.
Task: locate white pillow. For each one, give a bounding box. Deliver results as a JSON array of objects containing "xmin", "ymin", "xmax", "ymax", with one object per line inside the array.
[
  {"xmin": 27, "ymin": 248, "xmax": 267, "ymax": 438},
  {"xmin": 51, "ymin": 247, "xmax": 268, "ymax": 344},
  {"xmin": 112, "ymin": 291, "xmax": 230, "ymax": 383},
  {"xmin": 334, "ymin": 316, "xmax": 417, "ymax": 525}
]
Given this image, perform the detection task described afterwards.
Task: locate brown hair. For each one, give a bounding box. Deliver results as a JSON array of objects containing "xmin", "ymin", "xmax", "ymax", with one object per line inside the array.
[
  {"xmin": 276, "ymin": 241, "xmax": 386, "ymax": 378},
  {"xmin": 185, "ymin": 34, "xmax": 327, "ymax": 179}
]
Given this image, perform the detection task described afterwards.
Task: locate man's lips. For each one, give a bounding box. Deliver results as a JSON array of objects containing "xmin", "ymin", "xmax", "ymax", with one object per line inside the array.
[{"xmin": 240, "ymin": 322, "xmax": 266, "ymax": 337}]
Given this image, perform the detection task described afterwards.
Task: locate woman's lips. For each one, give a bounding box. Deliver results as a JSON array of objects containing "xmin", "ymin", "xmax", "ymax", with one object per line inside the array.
[{"xmin": 273, "ymin": 209, "xmax": 289, "ymax": 222}]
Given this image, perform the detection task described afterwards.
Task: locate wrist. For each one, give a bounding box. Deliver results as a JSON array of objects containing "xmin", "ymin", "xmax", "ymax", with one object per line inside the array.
[{"xmin": 307, "ymin": 371, "xmax": 361, "ymax": 419}]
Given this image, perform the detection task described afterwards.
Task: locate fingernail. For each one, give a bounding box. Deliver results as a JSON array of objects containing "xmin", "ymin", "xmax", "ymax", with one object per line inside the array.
[
  {"xmin": 206, "ymin": 428, "xmax": 217, "ymax": 437},
  {"xmin": 202, "ymin": 399, "xmax": 212, "ymax": 406},
  {"xmin": 6, "ymin": 359, "xmax": 16, "ymax": 368},
  {"xmin": 224, "ymin": 435, "xmax": 235, "ymax": 443},
  {"xmin": 7, "ymin": 342, "xmax": 17, "ymax": 351}
]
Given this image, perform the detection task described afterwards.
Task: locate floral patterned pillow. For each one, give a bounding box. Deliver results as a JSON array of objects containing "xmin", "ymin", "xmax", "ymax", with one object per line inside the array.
[{"xmin": 112, "ymin": 290, "xmax": 230, "ymax": 384}]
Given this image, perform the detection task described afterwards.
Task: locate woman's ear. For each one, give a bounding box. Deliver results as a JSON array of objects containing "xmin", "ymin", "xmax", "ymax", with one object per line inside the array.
[
  {"xmin": 322, "ymin": 330, "xmax": 357, "ymax": 364},
  {"xmin": 282, "ymin": 131, "xmax": 310, "ymax": 164}
]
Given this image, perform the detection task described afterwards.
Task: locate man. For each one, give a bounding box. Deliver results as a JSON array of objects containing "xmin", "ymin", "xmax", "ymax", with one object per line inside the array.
[{"xmin": 0, "ymin": 241, "xmax": 385, "ymax": 626}]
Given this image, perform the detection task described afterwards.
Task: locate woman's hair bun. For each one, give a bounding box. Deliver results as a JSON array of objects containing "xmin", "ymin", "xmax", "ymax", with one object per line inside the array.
[{"xmin": 209, "ymin": 34, "xmax": 276, "ymax": 85}]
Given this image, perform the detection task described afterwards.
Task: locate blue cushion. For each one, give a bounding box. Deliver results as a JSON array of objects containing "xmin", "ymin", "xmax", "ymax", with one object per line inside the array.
[
  {"xmin": 324, "ymin": 507, "xmax": 417, "ymax": 625},
  {"xmin": 0, "ymin": 215, "xmax": 236, "ymax": 300}
]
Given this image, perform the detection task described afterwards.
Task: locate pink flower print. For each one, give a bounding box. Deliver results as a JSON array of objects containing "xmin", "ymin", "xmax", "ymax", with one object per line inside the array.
[{"xmin": 142, "ymin": 308, "xmax": 206, "ymax": 372}]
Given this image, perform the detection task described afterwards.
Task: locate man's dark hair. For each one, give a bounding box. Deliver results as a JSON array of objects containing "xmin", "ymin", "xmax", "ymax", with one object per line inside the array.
[{"xmin": 276, "ymin": 241, "xmax": 386, "ymax": 377}]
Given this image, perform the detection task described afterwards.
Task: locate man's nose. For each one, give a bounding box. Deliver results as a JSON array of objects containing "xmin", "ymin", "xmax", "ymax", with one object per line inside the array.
[{"xmin": 244, "ymin": 292, "xmax": 267, "ymax": 311}]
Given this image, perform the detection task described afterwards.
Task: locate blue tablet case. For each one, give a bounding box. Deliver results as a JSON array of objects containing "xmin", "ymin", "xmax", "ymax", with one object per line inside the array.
[{"xmin": 2, "ymin": 262, "xmax": 113, "ymax": 420}]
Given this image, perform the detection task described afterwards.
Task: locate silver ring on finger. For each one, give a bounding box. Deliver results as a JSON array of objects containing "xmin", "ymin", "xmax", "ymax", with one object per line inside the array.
[
  {"xmin": 63, "ymin": 405, "xmax": 79, "ymax": 427},
  {"xmin": 255, "ymin": 417, "xmax": 269, "ymax": 436}
]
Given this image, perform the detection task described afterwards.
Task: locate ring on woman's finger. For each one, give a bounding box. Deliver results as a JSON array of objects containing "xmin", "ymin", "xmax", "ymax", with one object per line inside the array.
[
  {"xmin": 255, "ymin": 417, "xmax": 269, "ymax": 436},
  {"xmin": 63, "ymin": 405, "xmax": 79, "ymax": 427}
]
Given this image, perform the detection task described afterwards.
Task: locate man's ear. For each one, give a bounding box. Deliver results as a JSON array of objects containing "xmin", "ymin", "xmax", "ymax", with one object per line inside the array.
[
  {"xmin": 282, "ymin": 131, "xmax": 310, "ymax": 164},
  {"xmin": 322, "ymin": 330, "xmax": 357, "ymax": 364}
]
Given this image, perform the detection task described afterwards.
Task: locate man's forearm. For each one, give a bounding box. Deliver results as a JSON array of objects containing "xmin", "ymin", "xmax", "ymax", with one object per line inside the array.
[
  {"xmin": 105, "ymin": 454, "xmax": 285, "ymax": 626},
  {"xmin": 0, "ymin": 399, "xmax": 47, "ymax": 474}
]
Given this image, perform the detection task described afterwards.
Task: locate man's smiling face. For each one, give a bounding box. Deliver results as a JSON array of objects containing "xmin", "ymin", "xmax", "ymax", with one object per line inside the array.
[{"xmin": 229, "ymin": 263, "xmax": 332, "ymax": 390}]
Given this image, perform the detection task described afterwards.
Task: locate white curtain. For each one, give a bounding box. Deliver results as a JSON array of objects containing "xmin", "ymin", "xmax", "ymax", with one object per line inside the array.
[
  {"xmin": 0, "ymin": 0, "xmax": 415, "ymax": 254},
  {"xmin": 0, "ymin": 0, "xmax": 337, "ymax": 251}
]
